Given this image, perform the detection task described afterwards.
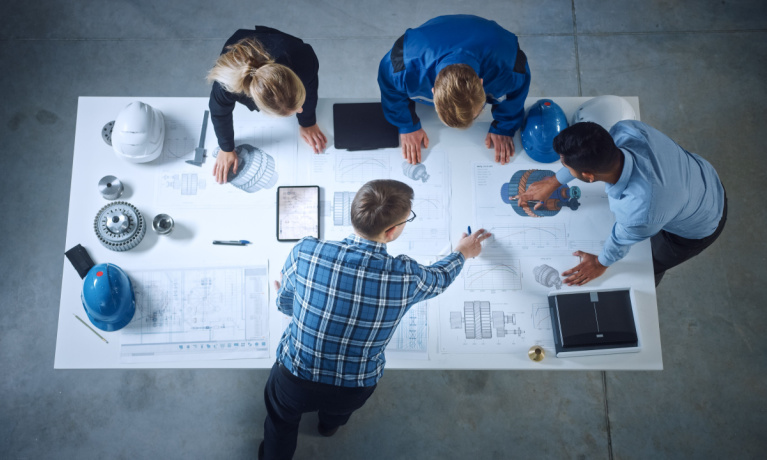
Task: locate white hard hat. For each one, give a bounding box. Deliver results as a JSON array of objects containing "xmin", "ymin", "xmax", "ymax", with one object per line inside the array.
[
  {"xmin": 571, "ymin": 95, "xmax": 636, "ymax": 131},
  {"xmin": 112, "ymin": 101, "xmax": 165, "ymax": 163}
]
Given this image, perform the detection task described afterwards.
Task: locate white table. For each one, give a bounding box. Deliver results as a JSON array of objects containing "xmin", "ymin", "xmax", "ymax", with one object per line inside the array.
[{"xmin": 55, "ymin": 96, "xmax": 662, "ymax": 370}]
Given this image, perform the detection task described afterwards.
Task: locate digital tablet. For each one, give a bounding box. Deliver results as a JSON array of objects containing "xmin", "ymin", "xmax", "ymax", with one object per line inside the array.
[
  {"xmin": 333, "ymin": 102, "xmax": 399, "ymax": 151},
  {"xmin": 277, "ymin": 186, "xmax": 320, "ymax": 242}
]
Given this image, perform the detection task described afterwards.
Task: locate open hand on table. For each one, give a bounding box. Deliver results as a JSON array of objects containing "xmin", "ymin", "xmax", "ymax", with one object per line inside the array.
[{"xmin": 562, "ymin": 251, "xmax": 607, "ymax": 286}]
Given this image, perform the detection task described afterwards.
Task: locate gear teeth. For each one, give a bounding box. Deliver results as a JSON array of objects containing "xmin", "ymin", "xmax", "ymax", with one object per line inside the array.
[
  {"xmin": 228, "ymin": 144, "xmax": 278, "ymax": 193},
  {"xmin": 93, "ymin": 201, "xmax": 146, "ymax": 251}
]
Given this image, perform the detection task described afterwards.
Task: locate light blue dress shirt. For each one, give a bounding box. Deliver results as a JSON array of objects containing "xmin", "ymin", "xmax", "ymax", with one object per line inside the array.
[{"xmin": 555, "ymin": 120, "xmax": 724, "ymax": 267}]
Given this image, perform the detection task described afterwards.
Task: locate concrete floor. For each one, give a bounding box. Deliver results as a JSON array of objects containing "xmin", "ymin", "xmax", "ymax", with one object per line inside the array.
[{"xmin": 1, "ymin": 1, "xmax": 765, "ymax": 459}]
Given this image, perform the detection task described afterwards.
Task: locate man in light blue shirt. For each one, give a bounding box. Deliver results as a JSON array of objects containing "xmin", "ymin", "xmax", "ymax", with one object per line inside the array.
[{"xmin": 515, "ymin": 120, "xmax": 727, "ymax": 286}]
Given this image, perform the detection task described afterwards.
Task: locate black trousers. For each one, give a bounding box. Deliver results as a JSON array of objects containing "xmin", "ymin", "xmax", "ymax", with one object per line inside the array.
[
  {"xmin": 262, "ymin": 362, "xmax": 376, "ymax": 460},
  {"xmin": 651, "ymin": 191, "xmax": 728, "ymax": 286}
]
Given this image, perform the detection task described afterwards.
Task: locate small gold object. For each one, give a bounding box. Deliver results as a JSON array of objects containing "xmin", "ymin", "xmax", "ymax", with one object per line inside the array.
[{"xmin": 528, "ymin": 345, "xmax": 545, "ymax": 362}]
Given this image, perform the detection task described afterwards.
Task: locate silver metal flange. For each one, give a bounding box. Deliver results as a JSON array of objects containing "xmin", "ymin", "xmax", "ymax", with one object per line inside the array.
[{"xmin": 93, "ymin": 201, "xmax": 146, "ymax": 251}]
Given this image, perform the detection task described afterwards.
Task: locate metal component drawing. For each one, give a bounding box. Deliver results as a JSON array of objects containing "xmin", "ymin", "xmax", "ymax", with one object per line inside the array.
[
  {"xmin": 93, "ymin": 201, "xmax": 146, "ymax": 251},
  {"xmin": 492, "ymin": 311, "xmax": 524, "ymax": 338},
  {"xmin": 533, "ymin": 264, "xmax": 563, "ymax": 290},
  {"xmin": 214, "ymin": 144, "xmax": 278, "ymax": 193},
  {"xmin": 501, "ymin": 169, "xmax": 581, "ymax": 217},
  {"xmin": 333, "ymin": 192, "xmax": 355, "ymax": 226},
  {"xmin": 98, "ymin": 175, "xmax": 124, "ymax": 200},
  {"xmin": 450, "ymin": 302, "xmax": 524, "ymax": 340},
  {"xmin": 464, "ymin": 301, "xmax": 492, "ymax": 339},
  {"xmin": 449, "ymin": 301, "xmax": 491, "ymax": 339},
  {"xmin": 402, "ymin": 161, "xmax": 430, "ymax": 183}
]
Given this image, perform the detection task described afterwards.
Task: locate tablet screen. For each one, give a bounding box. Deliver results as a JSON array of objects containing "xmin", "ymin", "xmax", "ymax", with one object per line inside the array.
[{"xmin": 277, "ymin": 186, "xmax": 320, "ymax": 241}]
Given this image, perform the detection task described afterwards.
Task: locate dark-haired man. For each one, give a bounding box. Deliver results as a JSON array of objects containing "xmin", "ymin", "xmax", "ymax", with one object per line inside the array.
[
  {"xmin": 515, "ymin": 120, "xmax": 726, "ymax": 287},
  {"xmin": 259, "ymin": 179, "xmax": 491, "ymax": 460}
]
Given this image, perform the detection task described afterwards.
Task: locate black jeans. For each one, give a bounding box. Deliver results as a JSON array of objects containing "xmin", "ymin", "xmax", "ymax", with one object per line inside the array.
[
  {"xmin": 651, "ymin": 189, "xmax": 728, "ymax": 286},
  {"xmin": 262, "ymin": 362, "xmax": 376, "ymax": 460}
]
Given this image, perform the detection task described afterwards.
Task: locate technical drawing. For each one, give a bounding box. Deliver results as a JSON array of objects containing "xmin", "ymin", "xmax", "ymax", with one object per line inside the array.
[
  {"xmin": 533, "ymin": 264, "xmax": 563, "ymax": 290},
  {"xmin": 122, "ymin": 267, "xmax": 270, "ymax": 363},
  {"xmin": 402, "ymin": 161, "xmax": 430, "ymax": 183},
  {"xmin": 163, "ymin": 120, "xmax": 196, "ymax": 160},
  {"xmin": 463, "ymin": 258, "xmax": 522, "ymax": 291},
  {"xmin": 492, "ymin": 311, "xmax": 524, "ymax": 338},
  {"xmin": 161, "ymin": 173, "xmax": 207, "ymax": 196},
  {"xmin": 224, "ymin": 144, "xmax": 278, "ymax": 193},
  {"xmin": 333, "ymin": 192, "xmax": 354, "ymax": 226},
  {"xmin": 335, "ymin": 154, "xmax": 389, "ymax": 183},
  {"xmin": 412, "ymin": 196, "xmax": 443, "ymax": 220},
  {"xmin": 532, "ymin": 303, "xmax": 552, "ymax": 331},
  {"xmin": 390, "ymin": 301, "xmax": 428, "ymax": 353},
  {"xmin": 450, "ymin": 301, "xmax": 524, "ymax": 340},
  {"xmin": 568, "ymin": 239, "xmax": 605, "ymax": 253},
  {"xmin": 450, "ymin": 301, "xmax": 492, "ymax": 339},
  {"xmin": 501, "ymin": 169, "xmax": 581, "ymax": 217},
  {"xmin": 488, "ymin": 224, "xmax": 567, "ymax": 249}
]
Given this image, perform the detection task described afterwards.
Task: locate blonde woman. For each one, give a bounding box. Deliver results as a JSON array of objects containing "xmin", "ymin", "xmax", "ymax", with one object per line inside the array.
[
  {"xmin": 378, "ymin": 15, "xmax": 531, "ymax": 165},
  {"xmin": 208, "ymin": 26, "xmax": 327, "ymax": 184}
]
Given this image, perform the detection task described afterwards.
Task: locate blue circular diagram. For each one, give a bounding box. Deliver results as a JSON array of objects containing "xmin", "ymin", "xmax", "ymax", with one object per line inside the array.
[{"xmin": 501, "ymin": 169, "xmax": 581, "ymax": 217}]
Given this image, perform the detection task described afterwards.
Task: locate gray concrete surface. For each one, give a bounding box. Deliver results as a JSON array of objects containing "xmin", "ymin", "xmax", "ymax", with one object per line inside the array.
[{"xmin": 1, "ymin": 1, "xmax": 765, "ymax": 459}]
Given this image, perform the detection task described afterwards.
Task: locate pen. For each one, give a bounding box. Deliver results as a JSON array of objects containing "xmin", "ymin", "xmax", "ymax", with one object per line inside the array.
[
  {"xmin": 213, "ymin": 240, "xmax": 251, "ymax": 246},
  {"xmin": 73, "ymin": 314, "xmax": 109, "ymax": 344},
  {"xmin": 467, "ymin": 226, "xmax": 472, "ymax": 236}
]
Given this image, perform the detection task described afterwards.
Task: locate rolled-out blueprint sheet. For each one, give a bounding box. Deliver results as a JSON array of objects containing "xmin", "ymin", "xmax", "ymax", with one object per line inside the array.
[
  {"xmin": 473, "ymin": 161, "xmax": 612, "ymax": 256},
  {"xmin": 435, "ymin": 160, "xmax": 616, "ymax": 354},
  {"xmin": 438, "ymin": 255, "xmax": 578, "ymax": 354},
  {"xmin": 120, "ymin": 266, "xmax": 270, "ymax": 363},
  {"xmin": 154, "ymin": 114, "xmax": 298, "ymax": 209},
  {"xmin": 305, "ymin": 148, "xmax": 451, "ymax": 256}
]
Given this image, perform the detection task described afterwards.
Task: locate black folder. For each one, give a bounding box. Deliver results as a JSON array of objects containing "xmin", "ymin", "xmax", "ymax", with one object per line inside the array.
[
  {"xmin": 333, "ymin": 103, "xmax": 399, "ymax": 151},
  {"xmin": 548, "ymin": 289, "xmax": 640, "ymax": 357}
]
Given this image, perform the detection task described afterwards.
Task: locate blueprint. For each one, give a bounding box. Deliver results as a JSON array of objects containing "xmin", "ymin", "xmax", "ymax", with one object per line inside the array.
[
  {"xmin": 438, "ymin": 293, "xmax": 559, "ymax": 354},
  {"xmin": 306, "ymin": 148, "xmax": 451, "ymax": 256},
  {"xmin": 473, "ymin": 162, "xmax": 613, "ymax": 256},
  {"xmin": 154, "ymin": 116, "xmax": 298, "ymax": 208},
  {"xmin": 120, "ymin": 266, "xmax": 270, "ymax": 363},
  {"xmin": 386, "ymin": 299, "xmax": 429, "ymax": 359}
]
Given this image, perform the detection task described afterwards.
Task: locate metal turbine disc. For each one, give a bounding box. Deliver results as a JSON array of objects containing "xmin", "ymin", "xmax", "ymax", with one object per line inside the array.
[
  {"xmin": 102, "ymin": 120, "xmax": 115, "ymax": 146},
  {"xmin": 93, "ymin": 201, "xmax": 146, "ymax": 251}
]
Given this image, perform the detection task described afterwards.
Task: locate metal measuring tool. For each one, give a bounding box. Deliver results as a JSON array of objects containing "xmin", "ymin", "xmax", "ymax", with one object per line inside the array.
[{"xmin": 186, "ymin": 110, "xmax": 209, "ymax": 166}]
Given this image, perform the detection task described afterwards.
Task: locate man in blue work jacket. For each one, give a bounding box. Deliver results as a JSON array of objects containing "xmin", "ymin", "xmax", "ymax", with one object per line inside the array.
[
  {"xmin": 378, "ymin": 15, "xmax": 531, "ymax": 166},
  {"xmin": 514, "ymin": 121, "xmax": 727, "ymax": 286}
]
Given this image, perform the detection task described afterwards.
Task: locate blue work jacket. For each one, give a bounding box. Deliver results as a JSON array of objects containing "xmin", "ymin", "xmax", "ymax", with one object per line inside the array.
[{"xmin": 377, "ymin": 15, "xmax": 531, "ymax": 136}]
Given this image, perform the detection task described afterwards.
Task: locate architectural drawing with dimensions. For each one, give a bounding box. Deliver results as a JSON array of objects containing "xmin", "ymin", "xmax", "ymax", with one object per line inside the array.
[
  {"xmin": 306, "ymin": 149, "xmax": 450, "ymax": 255},
  {"xmin": 120, "ymin": 266, "xmax": 270, "ymax": 363}
]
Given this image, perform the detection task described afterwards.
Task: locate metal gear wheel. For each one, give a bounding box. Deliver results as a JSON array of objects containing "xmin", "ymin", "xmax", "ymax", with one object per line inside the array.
[
  {"xmin": 93, "ymin": 201, "xmax": 146, "ymax": 251},
  {"xmin": 227, "ymin": 144, "xmax": 278, "ymax": 193}
]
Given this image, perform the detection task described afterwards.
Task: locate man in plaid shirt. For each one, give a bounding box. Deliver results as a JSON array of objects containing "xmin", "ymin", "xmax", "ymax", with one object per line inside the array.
[{"xmin": 260, "ymin": 179, "xmax": 491, "ymax": 459}]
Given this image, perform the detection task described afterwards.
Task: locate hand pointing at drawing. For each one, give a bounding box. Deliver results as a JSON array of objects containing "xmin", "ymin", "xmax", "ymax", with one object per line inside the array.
[{"xmin": 455, "ymin": 228, "xmax": 492, "ymax": 259}]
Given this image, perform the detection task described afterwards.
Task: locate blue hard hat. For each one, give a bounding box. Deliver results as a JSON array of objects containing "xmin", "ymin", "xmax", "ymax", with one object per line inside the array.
[
  {"xmin": 81, "ymin": 263, "xmax": 136, "ymax": 332},
  {"xmin": 521, "ymin": 99, "xmax": 569, "ymax": 163}
]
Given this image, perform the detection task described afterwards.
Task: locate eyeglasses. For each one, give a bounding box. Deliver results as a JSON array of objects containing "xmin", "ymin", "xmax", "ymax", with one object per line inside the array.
[{"xmin": 386, "ymin": 210, "xmax": 417, "ymax": 233}]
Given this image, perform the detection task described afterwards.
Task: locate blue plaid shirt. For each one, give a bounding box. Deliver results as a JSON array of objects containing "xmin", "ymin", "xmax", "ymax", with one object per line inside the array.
[{"xmin": 276, "ymin": 234, "xmax": 465, "ymax": 387}]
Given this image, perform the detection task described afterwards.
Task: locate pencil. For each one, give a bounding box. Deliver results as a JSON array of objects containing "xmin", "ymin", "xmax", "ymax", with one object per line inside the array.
[{"xmin": 73, "ymin": 314, "xmax": 109, "ymax": 344}]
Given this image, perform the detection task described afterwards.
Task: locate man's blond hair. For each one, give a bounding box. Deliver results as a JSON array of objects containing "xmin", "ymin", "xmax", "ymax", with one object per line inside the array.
[
  {"xmin": 206, "ymin": 38, "xmax": 305, "ymax": 116},
  {"xmin": 433, "ymin": 64, "xmax": 485, "ymax": 129}
]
